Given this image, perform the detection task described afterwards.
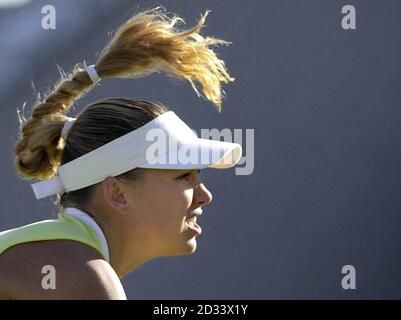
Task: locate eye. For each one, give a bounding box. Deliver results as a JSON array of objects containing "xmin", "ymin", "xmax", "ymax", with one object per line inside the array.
[
  {"xmin": 179, "ymin": 172, "xmax": 192, "ymax": 180},
  {"xmin": 177, "ymin": 170, "xmax": 201, "ymax": 180}
]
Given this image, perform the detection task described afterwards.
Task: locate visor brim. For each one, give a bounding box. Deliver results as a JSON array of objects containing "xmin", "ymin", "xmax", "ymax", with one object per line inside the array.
[{"xmin": 138, "ymin": 138, "xmax": 242, "ymax": 170}]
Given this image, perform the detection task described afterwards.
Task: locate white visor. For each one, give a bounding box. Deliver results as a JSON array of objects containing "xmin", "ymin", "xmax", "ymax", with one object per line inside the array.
[{"xmin": 31, "ymin": 111, "xmax": 242, "ymax": 199}]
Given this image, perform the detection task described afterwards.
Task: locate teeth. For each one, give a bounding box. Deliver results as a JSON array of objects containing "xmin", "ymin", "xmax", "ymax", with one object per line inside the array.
[{"xmin": 187, "ymin": 220, "xmax": 196, "ymax": 227}]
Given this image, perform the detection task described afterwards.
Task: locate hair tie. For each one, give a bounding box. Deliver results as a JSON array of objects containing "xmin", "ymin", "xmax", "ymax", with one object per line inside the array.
[
  {"xmin": 85, "ymin": 65, "xmax": 101, "ymax": 84},
  {"xmin": 61, "ymin": 117, "xmax": 76, "ymax": 140}
]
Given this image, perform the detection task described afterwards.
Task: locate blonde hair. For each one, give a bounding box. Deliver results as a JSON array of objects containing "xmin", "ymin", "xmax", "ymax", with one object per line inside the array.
[{"xmin": 14, "ymin": 7, "xmax": 234, "ymax": 208}]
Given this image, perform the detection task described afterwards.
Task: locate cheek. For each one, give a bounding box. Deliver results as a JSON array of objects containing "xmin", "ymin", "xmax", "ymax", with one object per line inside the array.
[
  {"xmin": 181, "ymin": 188, "xmax": 194, "ymax": 209},
  {"xmin": 163, "ymin": 188, "xmax": 194, "ymax": 225},
  {"xmin": 138, "ymin": 185, "xmax": 194, "ymax": 231},
  {"xmin": 159, "ymin": 188, "xmax": 195, "ymax": 238}
]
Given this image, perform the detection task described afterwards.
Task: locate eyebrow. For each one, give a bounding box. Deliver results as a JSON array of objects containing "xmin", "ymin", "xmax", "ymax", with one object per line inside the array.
[{"xmin": 175, "ymin": 169, "xmax": 201, "ymax": 177}]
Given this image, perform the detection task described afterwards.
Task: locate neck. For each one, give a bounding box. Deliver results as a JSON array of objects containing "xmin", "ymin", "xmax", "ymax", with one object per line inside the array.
[
  {"xmin": 86, "ymin": 206, "xmax": 153, "ymax": 278},
  {"xmin": 103, "ymin": 220, "xmax": 151, "ymax": 278}
]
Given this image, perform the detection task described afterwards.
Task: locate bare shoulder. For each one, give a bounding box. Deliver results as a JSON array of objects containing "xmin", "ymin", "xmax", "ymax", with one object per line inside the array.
[{"xmin": 0, "ymin": 240, "xmax": 126, "ymax": 300}]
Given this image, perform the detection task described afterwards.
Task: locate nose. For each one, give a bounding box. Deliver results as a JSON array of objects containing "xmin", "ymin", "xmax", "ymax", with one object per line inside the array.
[{"xmin": 194, "ymin": 183, "xmax": 213, "ymax": 207}]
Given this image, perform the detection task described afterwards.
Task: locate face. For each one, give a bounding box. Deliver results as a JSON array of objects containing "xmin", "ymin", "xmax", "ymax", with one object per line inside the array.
[{"xmin": 120, "ymin": 169, "xmax": 213, "ymax": 257}]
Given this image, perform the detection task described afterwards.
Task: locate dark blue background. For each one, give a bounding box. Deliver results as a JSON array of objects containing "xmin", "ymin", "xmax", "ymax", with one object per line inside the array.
[{"xmin": 0, "ymin": 0, "xmax": 400, "ymax": 299}]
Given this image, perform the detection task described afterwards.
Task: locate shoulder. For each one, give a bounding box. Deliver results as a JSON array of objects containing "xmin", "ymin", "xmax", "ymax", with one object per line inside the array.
[{"xmin": 0, "ymin": 240, "xmax": 126, "ymax": 300}]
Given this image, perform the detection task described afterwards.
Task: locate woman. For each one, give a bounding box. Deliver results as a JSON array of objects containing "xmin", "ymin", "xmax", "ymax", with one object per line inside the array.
[{"xmin": 0, "ymin": 7, "xmax": 241, "ymax": 299}]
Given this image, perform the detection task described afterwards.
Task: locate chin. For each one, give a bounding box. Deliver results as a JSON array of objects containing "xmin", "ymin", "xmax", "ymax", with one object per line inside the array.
[
  {"xmin": 185, "ymin": 238, "xmax": 198, "ymax": 254},
  {"xmin": 159, "ymin": 237, "xmax": 197, "ymax": 257},
  {"xmin": 172, "ymin": 237, "xmax": 198, "ymax": 256}
]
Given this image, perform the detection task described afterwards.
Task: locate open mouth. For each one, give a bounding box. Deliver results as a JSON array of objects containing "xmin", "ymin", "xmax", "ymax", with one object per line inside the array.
[{"xmin": 187, "ymin": 219, "xmax": 202, "ymax": 235}]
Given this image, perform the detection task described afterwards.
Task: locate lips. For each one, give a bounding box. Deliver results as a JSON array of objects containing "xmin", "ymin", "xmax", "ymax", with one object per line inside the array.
[
  {"xmin": 186, "ymin": 209, "xmax": 203, "ymax": 235},
  {"xmin": 187, "ymin": 209, "xmax": 202, "ymax": 220},
  {"xmin": 187, "ymin": 219, "xmax": 202, "ymax": 235}
]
